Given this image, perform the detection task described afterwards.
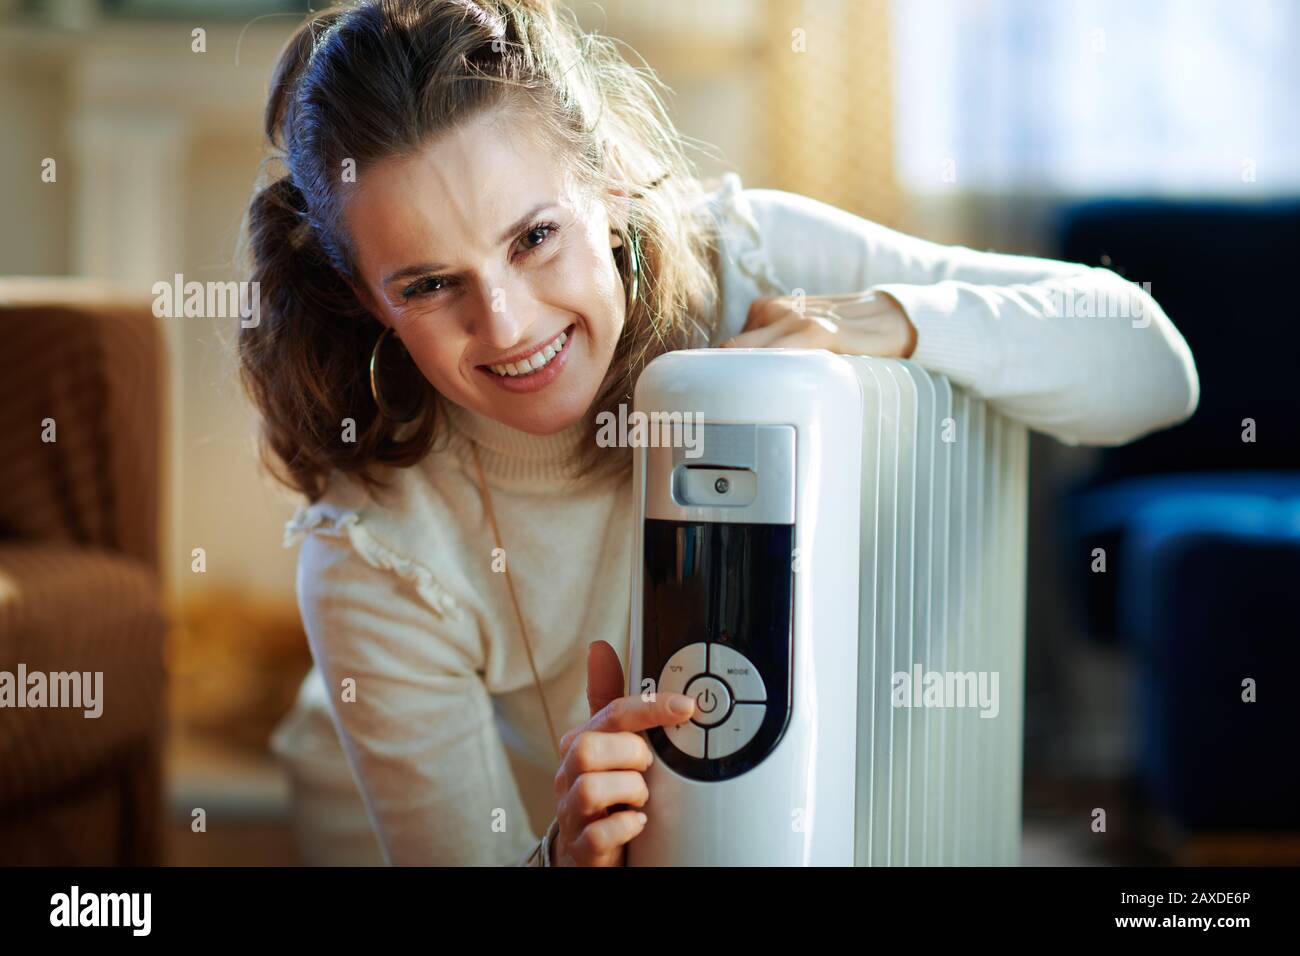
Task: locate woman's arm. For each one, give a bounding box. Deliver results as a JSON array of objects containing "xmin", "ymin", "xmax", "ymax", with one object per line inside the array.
[
  {"xmin": 295, "ymin": 530, "xmax": 548, "ymax": 866},
  {"xmin": 733, "ymin": 187, "xmax": 1199, "ymax": 446}
]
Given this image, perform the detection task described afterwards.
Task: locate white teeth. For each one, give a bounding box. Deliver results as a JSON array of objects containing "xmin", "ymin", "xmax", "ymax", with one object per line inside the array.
[{"xmin": 488, "ymin": 328, "xmax": 570, "ymax": 377}]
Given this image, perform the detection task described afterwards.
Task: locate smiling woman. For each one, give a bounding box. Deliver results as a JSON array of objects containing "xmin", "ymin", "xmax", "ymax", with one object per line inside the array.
[
  {"xmin": 239, "ymin": 0, "xmax": 1197, "ymax": 868},
  {"xmin": 341, "ymin": 108, "xmax": 633, "ymax": 432},
  {"xmin": 239, "ymin": 0, "xmax": 718, "ymax": 502}
]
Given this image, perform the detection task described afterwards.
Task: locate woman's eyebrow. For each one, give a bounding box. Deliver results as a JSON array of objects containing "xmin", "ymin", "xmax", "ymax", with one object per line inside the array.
[
  {"xmin": 494, "ymin": 200, "xmax": 556, "ymax": 244},
  {"xmin": 380, "ymin": 200, "xmax": 558, "ymax": 288}
]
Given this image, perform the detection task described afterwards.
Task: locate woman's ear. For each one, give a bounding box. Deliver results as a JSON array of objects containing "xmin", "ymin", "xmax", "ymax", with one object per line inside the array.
[
  {"xmin": 340, "ymin": 269, "xmax": 386, "ymax": 326},
  {"xmin": 604, "ymin": 178, "xmax": 634, "ymax": 242}
]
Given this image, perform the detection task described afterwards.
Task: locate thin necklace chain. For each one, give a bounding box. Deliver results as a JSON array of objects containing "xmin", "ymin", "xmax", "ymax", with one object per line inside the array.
[{"xmin": 467, "ymin": 438, "xmax": 563, "ymax": 763}]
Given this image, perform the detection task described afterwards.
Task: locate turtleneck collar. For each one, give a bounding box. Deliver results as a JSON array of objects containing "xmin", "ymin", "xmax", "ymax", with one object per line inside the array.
[{"xmin": 436, "ymin": 394, "xmax": 600, "ymax": 488}]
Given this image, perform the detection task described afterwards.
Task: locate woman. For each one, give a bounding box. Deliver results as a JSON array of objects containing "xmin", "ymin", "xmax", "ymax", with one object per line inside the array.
[{"xmin": 242, "ymin": 0, "xmax": 1198, "ymax": 866}]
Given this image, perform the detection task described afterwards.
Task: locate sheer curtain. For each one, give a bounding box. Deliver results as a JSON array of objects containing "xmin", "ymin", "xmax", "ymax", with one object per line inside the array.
[{"xmin": 891, "ymin": 0, "xmax": 1300, "ymax": 195}]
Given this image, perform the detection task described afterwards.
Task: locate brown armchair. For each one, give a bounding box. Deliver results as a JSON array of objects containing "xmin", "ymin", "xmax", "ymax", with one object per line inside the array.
[{"xmin": 0, "ymin": 279, "xmax": 168, "ymax": 865}]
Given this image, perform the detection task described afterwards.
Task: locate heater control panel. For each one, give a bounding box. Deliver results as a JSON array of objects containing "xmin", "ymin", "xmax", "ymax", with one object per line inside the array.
[
  {"xmin": 641, "ymin": 519, "xmax": 794, "ymax": 781},
  {"xmin": 657, "ymin": 642, "xmax": 770, "ymax": 760}
]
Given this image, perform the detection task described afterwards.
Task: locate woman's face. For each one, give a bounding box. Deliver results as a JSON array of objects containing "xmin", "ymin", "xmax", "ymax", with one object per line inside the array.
[{"xmin": 343, "ymin": 108, "xmax": 627, "ymax": 435}]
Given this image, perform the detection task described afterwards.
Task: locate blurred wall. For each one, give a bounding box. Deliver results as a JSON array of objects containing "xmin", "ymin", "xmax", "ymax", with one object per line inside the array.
[{"xmin": 2, "ymin": 19, "xmax": 303, "ymax": 611}]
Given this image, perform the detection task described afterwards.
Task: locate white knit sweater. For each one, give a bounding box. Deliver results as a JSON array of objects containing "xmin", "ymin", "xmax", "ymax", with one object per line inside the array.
[{"xmin": 270, "ymin": 172, "xmax": 1198, "ymax": 866}]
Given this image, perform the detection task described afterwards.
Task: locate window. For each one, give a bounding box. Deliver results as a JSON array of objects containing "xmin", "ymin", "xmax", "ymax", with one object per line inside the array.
[{"xmin": 891, "ymin": 0, "xmax": 1300, "ymax": 194}]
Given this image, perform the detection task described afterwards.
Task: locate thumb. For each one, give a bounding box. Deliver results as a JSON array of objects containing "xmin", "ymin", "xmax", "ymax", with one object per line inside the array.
[{"xmin": 586, "ymin": 640, "xmax": 625, "ymax": 718}]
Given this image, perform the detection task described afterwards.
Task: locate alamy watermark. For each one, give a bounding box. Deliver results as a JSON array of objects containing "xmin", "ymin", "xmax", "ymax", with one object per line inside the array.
[
  {"xmin": 1, "ymin": 663, "xmax": 102, "ymax": 718},
  {"xmin": 151, "ymin": 273, "xmax": 260, "ymax": 327},
  {"xmin": 1044, "ymin": 281, "xmax": 1153, "ymax": 328},
  {"xmin": 50, "ymin": 886, "xmax": 150, "ymax": 935},
  {"xmin": 595, "ymin": 404, "xmax": 705, "ymax": 459},
  {"xmin": 891, "ymin": 664, "xmax": 999, "ymax": 719}
]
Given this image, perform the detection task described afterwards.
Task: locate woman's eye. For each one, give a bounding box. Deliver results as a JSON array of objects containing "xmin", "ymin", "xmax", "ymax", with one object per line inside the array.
[
  {"xmin": 518, "ymin": 223, "xmax": 558, "ymax": 254},
  {"xmin": 402, "ymin": 275, "xmax": 447, "ymax": 298},
  {"xmin": 400, "ymin": 224, "xmax": 556, "ymax": 300}
]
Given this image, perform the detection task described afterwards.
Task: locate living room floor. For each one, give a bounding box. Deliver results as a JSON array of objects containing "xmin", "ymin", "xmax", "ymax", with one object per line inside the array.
[{"xmin": 165, "ymin": 728, "xmax": 299, "ymax": 866}]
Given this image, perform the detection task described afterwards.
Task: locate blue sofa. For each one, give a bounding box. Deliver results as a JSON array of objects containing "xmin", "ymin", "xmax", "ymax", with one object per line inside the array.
[{"xmin": 1056, "ymin": 200, "xmax": 1300, "ymax": 833}]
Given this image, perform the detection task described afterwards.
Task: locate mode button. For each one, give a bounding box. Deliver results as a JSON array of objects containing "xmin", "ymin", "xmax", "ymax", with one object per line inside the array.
[{"xmin": 708, "ymin": 643, "xmax": 767, "ymax": 702}]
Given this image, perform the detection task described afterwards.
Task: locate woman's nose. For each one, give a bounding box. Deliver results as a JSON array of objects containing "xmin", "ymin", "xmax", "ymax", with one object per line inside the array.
[{"xmin": 471, "ymin": 277, "xmax": 540, "ymax": 351}]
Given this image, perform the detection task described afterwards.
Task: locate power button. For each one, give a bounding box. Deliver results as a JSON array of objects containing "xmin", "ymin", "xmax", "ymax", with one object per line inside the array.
[{"xmin": 683, "ymin": 676, "xmax": 731, "ymax": 728}]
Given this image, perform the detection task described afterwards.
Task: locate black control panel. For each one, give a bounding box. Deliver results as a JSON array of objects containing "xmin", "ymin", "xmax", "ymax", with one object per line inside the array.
[{"xmin": 641, "ymin": 519, "xmax": 795, "ymax": 781}]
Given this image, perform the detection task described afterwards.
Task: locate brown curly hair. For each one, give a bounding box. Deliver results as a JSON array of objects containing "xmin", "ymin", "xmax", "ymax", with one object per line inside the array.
[{"xmin": 237, "ymin": 0, "xmax": 722, "ymax": 502}]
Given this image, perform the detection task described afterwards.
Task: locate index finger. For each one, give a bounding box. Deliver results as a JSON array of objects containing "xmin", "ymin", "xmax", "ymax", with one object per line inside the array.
[{"xmin": 561, "ymin": 691, "xmax": 696, "ymax": 751}]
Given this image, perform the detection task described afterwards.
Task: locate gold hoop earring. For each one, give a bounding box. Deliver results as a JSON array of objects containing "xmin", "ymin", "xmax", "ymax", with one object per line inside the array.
[
  {"xmin": 369, "ymin": 326, "xmax": 425, "ymax": 423},
  {"xmin": 613, "ymin": 226, "xmax": 640, "ymax": 314}
]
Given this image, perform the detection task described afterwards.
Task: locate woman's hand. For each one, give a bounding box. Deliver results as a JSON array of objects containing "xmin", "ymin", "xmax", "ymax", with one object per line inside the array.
[
  {"xmin": 549, "ymin": 640, "xmax": 696, "ymax": 866},
  {"xmin": 720, "ymin": 290, "xmax": 917, "ymax": 358}
]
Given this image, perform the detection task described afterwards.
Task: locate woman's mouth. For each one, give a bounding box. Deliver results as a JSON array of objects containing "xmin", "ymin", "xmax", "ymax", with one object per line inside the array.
[{"xmin": 477, "ymin": 323, "xmax": 576, "ymax": 394}]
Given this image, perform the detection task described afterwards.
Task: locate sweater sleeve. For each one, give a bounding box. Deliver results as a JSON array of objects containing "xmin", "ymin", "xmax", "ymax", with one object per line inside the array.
[
  {"xmin": 295, "ymin": 528, "xmax": 544, "ymax": 866},
  {"xmin": 740, "ymin": 187, "xmax": 1200, "ymax": 447}
]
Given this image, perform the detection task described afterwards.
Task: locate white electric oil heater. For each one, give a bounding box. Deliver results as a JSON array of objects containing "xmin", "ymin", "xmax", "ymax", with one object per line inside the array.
[{"xmin": 627, "ymin": 349, "xmax": 1028, "ymax": 866}]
